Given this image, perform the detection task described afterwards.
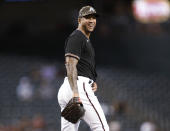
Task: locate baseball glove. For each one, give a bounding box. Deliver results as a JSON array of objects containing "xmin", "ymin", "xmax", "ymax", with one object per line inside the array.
[{"xmin": 61, "ymin": 97, "xmax": 85, "ymax": 124}]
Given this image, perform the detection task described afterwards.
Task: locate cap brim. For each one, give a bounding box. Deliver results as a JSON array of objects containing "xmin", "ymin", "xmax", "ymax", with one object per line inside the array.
[
  {"xmin": 88, "ymin": 13, "xmax": 99, "ymax": 17},
  {"xmin": 79, "ymin": 13, "xmax": 100, "ymax": 18},
  {"xmin": 83, "ymin": 13, "xmax": 100, "ymax": 18}
]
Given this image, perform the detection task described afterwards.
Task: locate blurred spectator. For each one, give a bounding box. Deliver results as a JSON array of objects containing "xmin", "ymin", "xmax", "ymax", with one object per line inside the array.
[
  {"xmin": 17, "ymin": 117, "xmax": 32, "ymax": 131},
  {"xmin": 30, "ymin": 67, "xmax": 41, "ymax": 86},
  {"xmin": 38, "ymin": 81, "xmax": 56, "ymax": 100},
  {"xmin": 101, "ymin": 103, "xmax": 115, "ymax": 117},
  {"xmin": 113, "ymin": 101, "xmax": 128, "ymax": 115},
  {"xmin": 32, "ymin": 114, "xmax": 46, "ymax": 131},
  {"xmin": 37, "ymin": 65, "xmax": 57, "ymax": 100},
  {"xmin": 40, "ymin": 65, "xmax": 56, "ymax": 83},
  {"xmin": 109, "ymin": 121, "xmax": 121, "ymax": 131},
  {"xmin": 140, "ymin": 121, "xmax": 157, "ymax": 131},
  {"xmin": 16, "ymin": 76, "xmax": 34, "ymax": 102}
]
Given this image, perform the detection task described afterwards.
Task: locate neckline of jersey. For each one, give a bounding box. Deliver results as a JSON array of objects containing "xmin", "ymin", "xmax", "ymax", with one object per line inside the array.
[{"xmin": 76, "ymin": 29, "xmax": 90, "ymax": 41}]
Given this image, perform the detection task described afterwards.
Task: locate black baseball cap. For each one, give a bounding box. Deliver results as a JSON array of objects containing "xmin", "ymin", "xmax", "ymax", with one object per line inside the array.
[{"xmin": 78, "ymin": 6, "xmax": 99, "ymax": 18}]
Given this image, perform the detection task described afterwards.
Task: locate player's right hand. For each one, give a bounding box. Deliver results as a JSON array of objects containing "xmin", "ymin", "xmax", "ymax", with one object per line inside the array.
[{"xmin": 92, "ymin": 82, "xmax": 97, "ymax": 92}]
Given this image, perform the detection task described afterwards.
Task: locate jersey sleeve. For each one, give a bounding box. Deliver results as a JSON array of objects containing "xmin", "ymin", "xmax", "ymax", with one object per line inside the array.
[{"xmin": 65, "ymin": 36, "xmax": 83, "ymax": 60}]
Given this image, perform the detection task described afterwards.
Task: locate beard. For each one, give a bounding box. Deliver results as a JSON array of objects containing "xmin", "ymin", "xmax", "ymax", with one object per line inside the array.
[{"xmin": 82, "ymin": 23, "xmax": 95, "ymax": 34}]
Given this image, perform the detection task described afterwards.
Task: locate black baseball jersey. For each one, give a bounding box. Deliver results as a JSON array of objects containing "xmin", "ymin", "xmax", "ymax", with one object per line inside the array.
[{"xmin": 65, "ymin": 30, "xmax": 97, "ymax": 81}]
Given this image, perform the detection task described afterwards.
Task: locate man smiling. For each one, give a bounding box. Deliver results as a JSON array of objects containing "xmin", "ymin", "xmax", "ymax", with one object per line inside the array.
[{"xmin": 58, "ymin": 6, "xmax": 109, "ymax": 131}]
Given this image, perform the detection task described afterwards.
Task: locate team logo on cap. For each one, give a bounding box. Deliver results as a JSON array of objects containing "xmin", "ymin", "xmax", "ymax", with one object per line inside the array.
[{"xmin": 89, "ymin": 7, "xmax": 95, "ymax": 12}]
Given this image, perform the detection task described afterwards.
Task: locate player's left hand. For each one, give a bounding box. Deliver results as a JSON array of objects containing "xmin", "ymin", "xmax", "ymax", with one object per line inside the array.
[
  {"xmin": 61, "ymin": 97, "xmax": 85, "ymax": 124},
  {"xmin": 92, "ymin": 82, "xmax": 97, "ymax": 92}
]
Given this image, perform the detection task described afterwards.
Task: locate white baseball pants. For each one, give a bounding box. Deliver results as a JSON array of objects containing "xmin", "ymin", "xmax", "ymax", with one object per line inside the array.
[{"xmin": 58, "ymin": 76, "xmax": 109, "ymax": 131}]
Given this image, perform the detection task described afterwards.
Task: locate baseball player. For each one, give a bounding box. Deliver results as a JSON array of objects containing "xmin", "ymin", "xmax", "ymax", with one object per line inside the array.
[{"xmin": 58, "ymin": 6, "xmax": 109, "ymax": 131}]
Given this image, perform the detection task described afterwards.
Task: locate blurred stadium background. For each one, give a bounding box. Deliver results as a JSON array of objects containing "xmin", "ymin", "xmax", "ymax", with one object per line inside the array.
[{"xmin": 0, "ymin": 0, "xmax": 170, "ymax": 131}]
